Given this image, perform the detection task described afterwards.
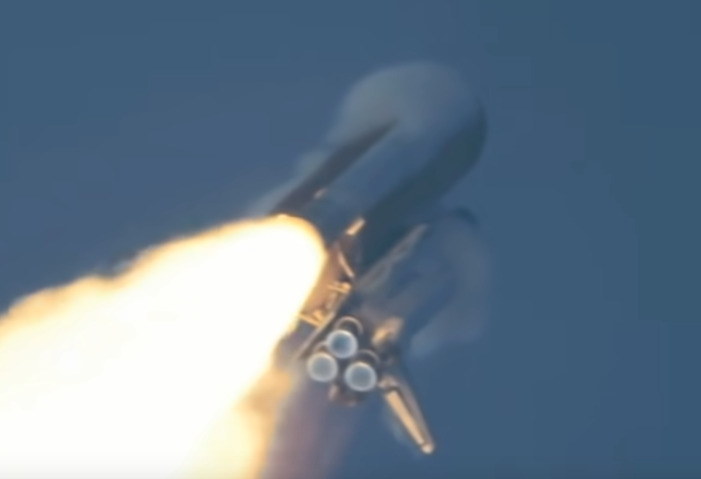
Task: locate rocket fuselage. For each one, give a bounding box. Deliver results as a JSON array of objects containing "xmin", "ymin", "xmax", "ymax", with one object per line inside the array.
[
  {"xmin": 268, "ymin": 64, "xmax": 490, "ymax": 457},
  {"xmin": 288, "ymin": 99, "xmax": 486, "ymax": 260}
]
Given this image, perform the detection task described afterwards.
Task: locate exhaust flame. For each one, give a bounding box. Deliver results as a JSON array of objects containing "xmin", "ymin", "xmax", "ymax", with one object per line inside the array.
[{"xmin": 0, "ymin": 215, "xmax": 326, "ymax": 479}]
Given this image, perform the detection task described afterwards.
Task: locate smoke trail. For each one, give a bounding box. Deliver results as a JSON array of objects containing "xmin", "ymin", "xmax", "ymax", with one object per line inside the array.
[{"xmin": 0, "ymin": 215, "xmax": 326, "ymax": 479}]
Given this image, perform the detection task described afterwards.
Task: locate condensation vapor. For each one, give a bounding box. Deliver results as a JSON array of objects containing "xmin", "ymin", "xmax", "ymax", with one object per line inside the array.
[
  {"xmin": 0, "ymin": 215, "xmax": 326, "ymax": 479},
  {"xmin": 409, "ymin": 215, "xmax": 491, "ymax": 360}
]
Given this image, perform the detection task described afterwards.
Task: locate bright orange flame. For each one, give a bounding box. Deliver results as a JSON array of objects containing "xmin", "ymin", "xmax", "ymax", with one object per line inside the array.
[{"xmin": 0, "ymin": 216, "xmax": 326, "ymax": 479}]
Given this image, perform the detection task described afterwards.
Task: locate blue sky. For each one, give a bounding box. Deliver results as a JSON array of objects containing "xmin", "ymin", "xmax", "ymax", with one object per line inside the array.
[{"xmin": 2, "ymin": 2, "xmax": 699, "ymax": 478}]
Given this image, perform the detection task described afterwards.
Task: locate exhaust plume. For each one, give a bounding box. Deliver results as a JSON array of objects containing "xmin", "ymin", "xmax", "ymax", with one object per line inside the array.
[{"xmin": 0, "ymin": 215, "xmax": 326, "ymax": 479}]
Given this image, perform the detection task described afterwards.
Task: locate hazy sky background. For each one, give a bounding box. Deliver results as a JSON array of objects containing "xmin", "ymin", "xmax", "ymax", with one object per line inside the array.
[{"xmin": 2, "ymin": 2, "xmax": 699, "ymax": 478}]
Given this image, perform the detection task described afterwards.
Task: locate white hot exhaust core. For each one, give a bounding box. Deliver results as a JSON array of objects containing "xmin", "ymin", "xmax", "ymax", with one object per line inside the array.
[{"xmin": 0, "ymin": 215, "xmax": 326, "ymax": 479}]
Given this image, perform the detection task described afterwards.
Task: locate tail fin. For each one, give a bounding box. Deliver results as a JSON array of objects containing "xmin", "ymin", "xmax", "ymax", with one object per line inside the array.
[{"xmin": 379, "ymin": 360, "xmax": 435, "ymax": 454}]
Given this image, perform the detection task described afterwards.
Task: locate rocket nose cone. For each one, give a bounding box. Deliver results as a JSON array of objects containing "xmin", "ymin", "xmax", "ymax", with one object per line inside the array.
[{"xmin": 329, "ymin": 62, "xmax": 485, "ymax": 142}]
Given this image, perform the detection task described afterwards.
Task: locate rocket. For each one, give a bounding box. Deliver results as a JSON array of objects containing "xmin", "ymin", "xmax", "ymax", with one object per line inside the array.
[{"xmin": 262, "ymin": 63, "xmax": 488, "ymax": 455}]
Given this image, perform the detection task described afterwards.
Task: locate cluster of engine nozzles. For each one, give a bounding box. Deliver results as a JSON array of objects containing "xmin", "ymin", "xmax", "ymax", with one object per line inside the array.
[{"xmin": 306, "ymin": 317, "xmax": 380, "ymax": 393}]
